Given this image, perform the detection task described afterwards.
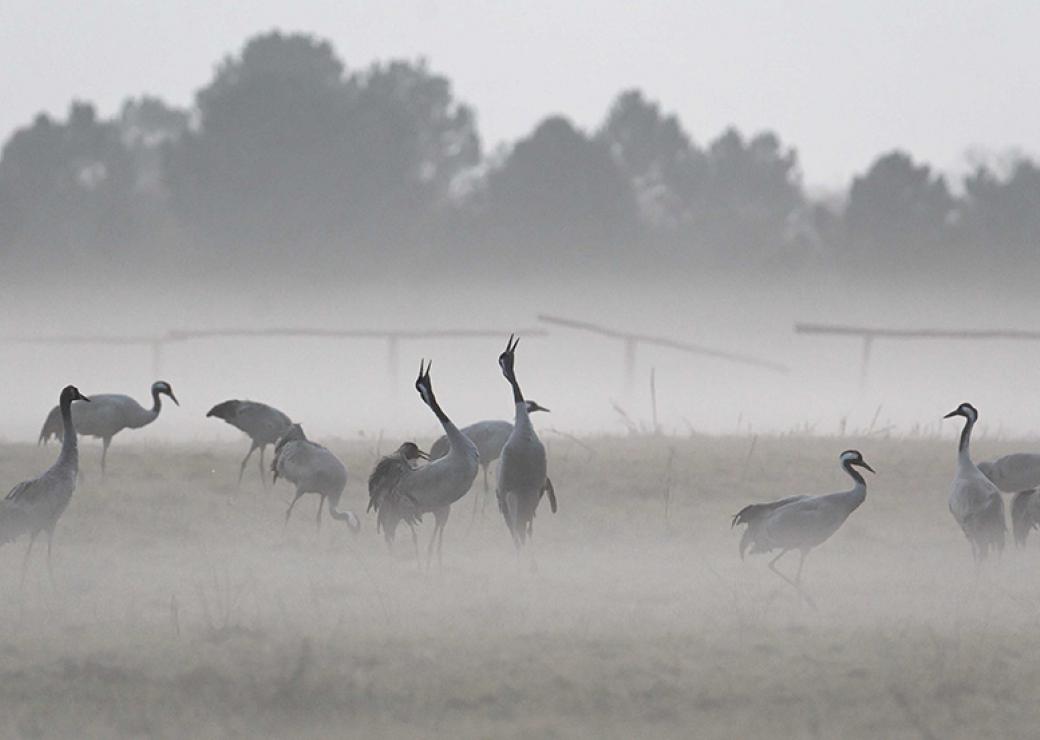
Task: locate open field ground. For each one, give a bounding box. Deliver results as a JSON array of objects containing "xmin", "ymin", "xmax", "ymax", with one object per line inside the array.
[{"xmin": 0, "ymin": 433, "xmax": 1039, "ymax": 738}]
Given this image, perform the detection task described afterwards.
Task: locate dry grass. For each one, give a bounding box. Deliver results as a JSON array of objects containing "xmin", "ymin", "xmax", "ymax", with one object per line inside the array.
[{"xmin": 0, "ymin": 433, "xmax": 1038, "ymax": 739}]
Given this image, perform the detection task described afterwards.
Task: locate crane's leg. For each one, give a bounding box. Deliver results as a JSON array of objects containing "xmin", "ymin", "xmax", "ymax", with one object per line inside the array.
[
  {"xmin": 258, "ymin": 445, "xmax": 268, "ymax": 487},
  {"xmin": 284, "ymin": 488, "xmax": 305, "ymax": 528},
  {"xmin": 238, "ymin": 442, "xmax": 258, "ymax": 485},
  {"xmin": 316, "ymin": 496, "xmax": 325, "ymax": 531},
  {"xmin": 407, "ymin": 522, "xmax": 420, "ymax": 568},
  {"xmin": 506, "ymin": 492, "xmax": 522, "ymax": 557},
  {"xmin": 101, "ymin": 437, "xmax": 112, "ymax": 479},
  {"xmin": 436, "ymin": 507, "xmax": 450, "ymax": 569},
  {"xmin": 469, "ymin": 465, "xmax": 486, "ymax": 525},
  {"xmin": 20, "ymin": 532, "xmax": 38, "ymax": 588},
  {"xmin": 768, "ymin": 550, "xmax": 817, "ymax": 610},
  {"xmin": 45, "ymin": 528, "xmax": 56, "ymax": 589},
  {"xmin": 425, "ymin": 523, "xmax": 438, "ymax": 571}
]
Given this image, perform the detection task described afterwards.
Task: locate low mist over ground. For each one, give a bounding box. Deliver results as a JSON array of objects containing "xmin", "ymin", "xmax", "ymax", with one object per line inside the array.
[
  {"xmin": 1, "ymin": 434, "xmax": 1038, "ymax": 738},
  {"xmin": 2, "ymin": 272, "xmax": 1040, "ymax": 444}
]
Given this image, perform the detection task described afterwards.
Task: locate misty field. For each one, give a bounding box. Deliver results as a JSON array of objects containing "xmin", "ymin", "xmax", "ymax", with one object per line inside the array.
[{"xmin": 1, "ymin": 433, "xmax": 1039, "ymax": 739}]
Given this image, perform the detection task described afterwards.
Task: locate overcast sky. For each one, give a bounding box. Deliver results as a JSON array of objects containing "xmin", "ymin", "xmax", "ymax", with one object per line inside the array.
[{"xmin": 1, "ymin": 1, "xmax": 1037, "ymax": 189}]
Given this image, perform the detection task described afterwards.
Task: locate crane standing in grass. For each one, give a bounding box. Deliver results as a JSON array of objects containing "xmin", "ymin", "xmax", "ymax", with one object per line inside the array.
[
  {"xmin": 429, "ymin": 400, "xmax": 550, "ymax": 521},
  {"xmin": 379, "ymin": 361, "xmax": 478, "ymax": 568},
  {"xmin": 272, "ymin": 424, "xmax": 359, "ymax": 532},
  {"xmin": 944, "ymin": 402, "xmax": 1006, "ymax": 562},
  {"xmin": 3, "ymin": 385, "xmax": 91, "ymax": 583},
  {"xmin": 732, "ymin": 449, "xmax": 875, "ymax": 607},
  {"xmin": 206, "ymin": 399, "xmax": 292, "ymax": 485},
  {"xmin": 496, "ymin": 335, "xmax": 556, "ymax": 556},
  {"xmin": 39, "ymin": 380, "xmax": 178, "ymax": 476},
  {"xmin": 367, "ymin": 442, "xmax": 427, "ymax": 555}
]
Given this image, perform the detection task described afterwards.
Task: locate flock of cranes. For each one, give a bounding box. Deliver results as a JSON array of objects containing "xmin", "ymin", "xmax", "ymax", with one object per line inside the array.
[
  {"xmin": 11, "ymin": 335, "xmax": 556, "ymax": 577},
  {"xmin": 9, "ymin": 334, "xmax": 1040, "ymax": 596},
  {"xmin": 732, "ymin": 401, "xmax": 1040, "ymax": 604}
]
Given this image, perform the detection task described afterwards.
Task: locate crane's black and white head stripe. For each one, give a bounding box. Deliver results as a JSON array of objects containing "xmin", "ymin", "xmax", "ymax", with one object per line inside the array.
[
  {"xmin": 498, "ymin": 334, "xmax": 519, "ymax": 379},
  {"xmin": 943, "ymin": 402, "xmax": 978, "ymax": 422},
  {"xmin": 839, "ymin": 449, "xmax": 875, "ymax": 473},
  {"xmin": 152, "ymin": 380, "xmax": 179, "ymax": 406}
]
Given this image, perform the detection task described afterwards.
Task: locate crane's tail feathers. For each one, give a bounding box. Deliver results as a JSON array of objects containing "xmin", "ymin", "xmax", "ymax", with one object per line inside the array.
[
  {"xmin": 963, "ymin": 495, "xmax": 1007, "ymax": 559},
  {"xmin": 1011, "ymin": 489, "xmax": 1039, "ymax": 547},
  {"xmin": 38, "ymin": 406, "xmax": 63, "ymax": 446}
]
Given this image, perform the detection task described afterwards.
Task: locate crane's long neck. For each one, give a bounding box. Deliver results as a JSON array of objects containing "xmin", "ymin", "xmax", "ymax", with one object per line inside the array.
[
  {"xmin": 426, "ymin": 394, "xmax": 469, "ymax": 455},
  {"xmin": 505, "ymin": 369, "xmax": 534, "ymax": 435},
  {"xmin": 842, "ymin": 460, "xmax": 866, "ymax": 490},
  {"xmin": 150, "ymin": 388, "xmax": 163, "ymax": 416},
  {"xmin": 57, "ymin": 396, "xmax": 79, "ymax": 467},
  {"xmin": 958, "ymin": 416, "xmax": 975, "ymax": 465}
]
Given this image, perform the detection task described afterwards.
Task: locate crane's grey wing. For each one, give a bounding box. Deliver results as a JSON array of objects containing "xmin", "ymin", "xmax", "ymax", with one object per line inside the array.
[
  {"xmin": 368, "ymin": 456, "xmax": 417, "ymax": 512},
  {"xmin": 731, "ymin": 495, "xmax": 809, "ymax": 528},
  {"xmin": 39, "ymin": 406, "xmax": 63, "ymax": 444},
  {"xmin": 986, "ymin": 454, "xmax": 1040, "ymax": 492},
  {"xmin": 236, "ymin": 402, "xmax": 292, "ymax": 441},
  {"xmin": 6, "ymin": 478, "xmax": 40, "ymax": 503}
]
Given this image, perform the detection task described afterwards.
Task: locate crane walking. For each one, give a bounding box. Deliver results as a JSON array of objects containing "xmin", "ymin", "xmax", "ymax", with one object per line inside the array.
[
  {"xmin": 944, "ymin": 403, "xmax": 1006, "ymax": 562},
  {"xmin": 732, "ymin": 450, "xmax": 875, "ymax": 607},
  {"xmin": 271, "ymin": 424, "xmax": 359, "ymax": 532},
  {"xmin": 3, "ymin": 385, "xmax": 90, "ymax": 584},
  {"xmin": 206, "ymin": 399, "xmax": 292, "ymax": 485},
  {"xmin": 39, "ymin": 380, "xmax": 178, "ymax": 476}
]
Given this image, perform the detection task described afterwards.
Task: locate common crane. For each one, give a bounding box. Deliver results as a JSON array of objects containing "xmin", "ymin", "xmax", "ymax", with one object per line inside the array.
[
  {"xmin": 378, "ymin": 361, "xmax": 479, "ymax": 568},
  {"xmin": 732, "ymin": 449, "xmax": 875, "ymax": 607},
  {"xmin": 977, "ymin": 454, "xmax": 1040, "ymax": 546},
  {"xmin": 39, "ymin": 380, "xmax": 178, "ymax": 475},
  {"xmin": 367, "ymin": 442, "xmax": 426, "ymax": 555},
  {"xmin": 428, "ymin": 400, "xmax": 549, "ymax": 520},
  {"xmin": 496, "ymin": 335, "xmax": 555, "ymax": 555},
  {"xmin": 271, "ymin": 424, "xmax": 359, "ymax": 532},
  {"xmin": 3, "ymin": 385, "xmax": 90, "ymax": 583},
  {"xmin": 206, "ymin": 399, "xmax": 292, "ymax": 485},
  {"xmin": 944, "ymin": 403, "xmax": 1006, "ymax": 561}
]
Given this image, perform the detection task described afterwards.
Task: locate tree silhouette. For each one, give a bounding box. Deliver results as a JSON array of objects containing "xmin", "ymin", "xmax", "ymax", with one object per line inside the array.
[
  {"xmin": 483, "ymin": 116, "xmax": 638, "ymax": 261},
  {"xmin": 961, "ymin": 157, "xmax": 1040, "ymax": 263},
  {"xmin": 0, "ymin": 102, "xmax": 137, "ymax": 262},
  {"xmin": 845, "ymin": 151, "xmax": 955, "ymax": 264},
  {"xmin": 165, "ymin": 32, "xmax": 479, "ymax": 259},
  {"xmin": 697, "ymin": 128, "xmax": 803, "ymax": 261},
  {"xmin": 597, "ymin": 89, "xmax": 707, "ymax": 233}
]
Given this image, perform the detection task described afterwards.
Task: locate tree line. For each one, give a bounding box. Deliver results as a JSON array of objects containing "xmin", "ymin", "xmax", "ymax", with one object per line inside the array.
[{"xmin": 1, "ymin": 31, "xmax": 1037, "ymax": 280}]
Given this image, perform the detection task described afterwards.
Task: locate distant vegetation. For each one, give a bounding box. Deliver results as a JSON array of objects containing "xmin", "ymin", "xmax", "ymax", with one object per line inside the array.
[{"xmin": 1, "ymin": 31, "xmax": 1037, "ymax": 280}]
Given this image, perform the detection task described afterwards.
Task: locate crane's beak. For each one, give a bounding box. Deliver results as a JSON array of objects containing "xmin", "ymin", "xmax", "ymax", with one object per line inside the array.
[
  {"xmin": 80, "ymin": 395, "xmax": 92, "ymax": 403},
  {"xmin": 943, "ymin": 409, "xmax": 959, "ymax": 419},
  {"xmin": 859, "ymin": 461, "xmax": 876, "ymax": 474},
  {"xmin": 530, "ymin": 402, "xmax": 551, "ymax": 413},
  {"xmin": 416, "ymin": 449, "xmax": 429, "ymax": 460},
  {"xmin": 168, "ymin": 391, "xmax": 180, "ymax": 406}
]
